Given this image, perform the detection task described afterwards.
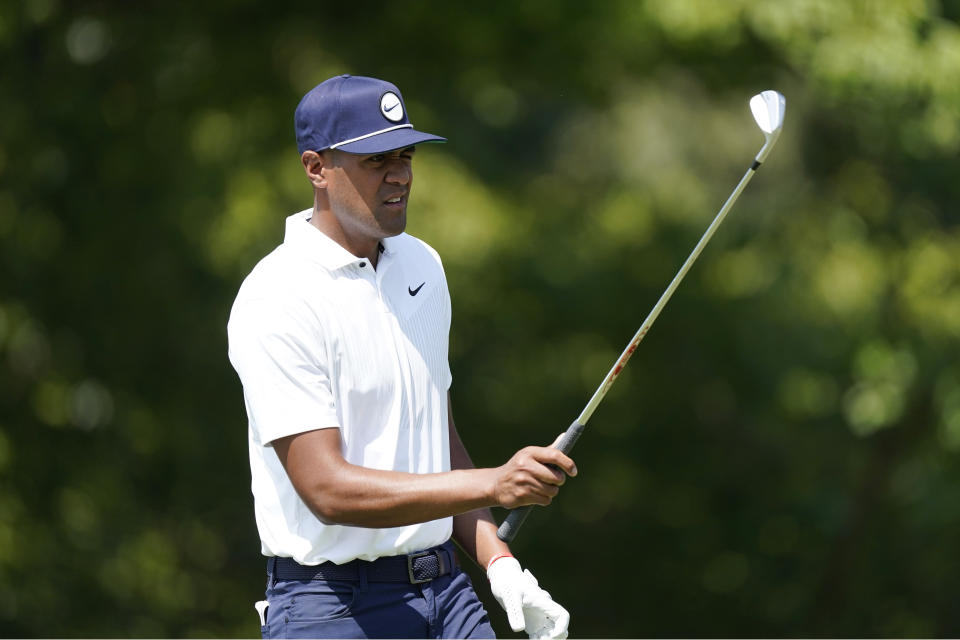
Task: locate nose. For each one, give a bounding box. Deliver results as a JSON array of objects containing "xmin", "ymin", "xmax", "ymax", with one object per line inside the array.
[{"xmin": 384, "ymin": 158, "xmax": 412, "ymax": 186}]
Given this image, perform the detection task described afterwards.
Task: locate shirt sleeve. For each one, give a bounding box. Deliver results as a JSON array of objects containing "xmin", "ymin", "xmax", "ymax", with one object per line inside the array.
[{"xmin": 228, "ymin": 296, "xmax": 339, "ymax": 446}]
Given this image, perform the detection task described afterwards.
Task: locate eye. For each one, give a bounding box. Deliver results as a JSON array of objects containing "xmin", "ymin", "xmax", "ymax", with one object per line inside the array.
[{"xmin": 368, "ymin": 154, "xmax": 387, "ymax": 163}]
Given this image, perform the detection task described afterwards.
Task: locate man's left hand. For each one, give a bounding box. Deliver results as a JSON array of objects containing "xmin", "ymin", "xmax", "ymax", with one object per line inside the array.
[{"xmin": 487, "ymin": 556, "xmax": 570, "ymax": 639}]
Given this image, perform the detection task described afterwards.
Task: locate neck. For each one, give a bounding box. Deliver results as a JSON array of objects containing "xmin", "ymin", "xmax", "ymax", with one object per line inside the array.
[{"xmin": 309, "ymin": 204, "xmax": 381, "ymax": 269}]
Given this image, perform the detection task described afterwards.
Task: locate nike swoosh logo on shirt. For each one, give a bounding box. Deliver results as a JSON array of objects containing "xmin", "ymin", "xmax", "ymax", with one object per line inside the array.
[{"xmin": 408, "ymin": 282, "xmax": 425, "ymax": 296}]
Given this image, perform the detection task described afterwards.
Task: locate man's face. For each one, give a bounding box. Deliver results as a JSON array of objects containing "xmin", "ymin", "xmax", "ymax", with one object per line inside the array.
[{"xmin": 321, "ymin": 146, "xmax": 415, "ymax": 242}]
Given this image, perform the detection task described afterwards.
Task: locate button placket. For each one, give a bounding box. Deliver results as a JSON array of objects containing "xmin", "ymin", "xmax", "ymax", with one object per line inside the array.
[{"xmin": 374, "ymin": 253, "xmax": 396, "ymax": 314}]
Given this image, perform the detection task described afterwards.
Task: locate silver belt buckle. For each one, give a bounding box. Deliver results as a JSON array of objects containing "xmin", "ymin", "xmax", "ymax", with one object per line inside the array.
[{"xmin": 407, "ymin": 551, "xmax": 434, "ymax": 584}]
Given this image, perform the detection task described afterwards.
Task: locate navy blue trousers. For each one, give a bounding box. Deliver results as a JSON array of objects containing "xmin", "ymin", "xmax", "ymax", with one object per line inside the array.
[{"xmin": 260, "ymin": 542, "xmax": 495, "ymax": 639}]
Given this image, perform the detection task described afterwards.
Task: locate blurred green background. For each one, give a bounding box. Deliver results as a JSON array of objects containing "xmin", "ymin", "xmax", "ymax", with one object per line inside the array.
[{"xmin": 2, "ymin": 0, "xmax": 960, "ymax": 636}]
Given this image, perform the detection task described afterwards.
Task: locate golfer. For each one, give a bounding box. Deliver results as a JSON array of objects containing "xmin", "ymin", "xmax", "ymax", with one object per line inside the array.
[{"xmin": 227, "ymin": 74, "xmax": 576, "ymax": 639}]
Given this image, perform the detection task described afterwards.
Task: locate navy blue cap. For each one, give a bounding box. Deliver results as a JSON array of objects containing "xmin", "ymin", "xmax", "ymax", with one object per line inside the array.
[{"xmin": 295, "ymin": 75, "xmax": 446, "ymax": 154}]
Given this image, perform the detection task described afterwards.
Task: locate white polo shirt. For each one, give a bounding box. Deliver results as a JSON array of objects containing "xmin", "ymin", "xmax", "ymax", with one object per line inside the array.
[{"xmin": 227, "ymin": 209, "xmax": 453, "ymax": 565}]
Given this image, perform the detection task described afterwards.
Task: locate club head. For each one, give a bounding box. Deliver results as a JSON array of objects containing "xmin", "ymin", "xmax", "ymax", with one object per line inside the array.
[{"xmin": 749, "ymin": 90, "xmax": 785, "ymax": 162}]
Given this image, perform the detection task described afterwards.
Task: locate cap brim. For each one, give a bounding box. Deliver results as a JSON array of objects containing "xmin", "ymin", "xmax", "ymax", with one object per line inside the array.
[{"xmin": 335, "ymin": 128, "xmax": 446, "ymax": 154}]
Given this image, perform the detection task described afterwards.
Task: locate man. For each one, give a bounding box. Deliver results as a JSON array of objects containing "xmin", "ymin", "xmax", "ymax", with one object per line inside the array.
[{"xmin": 227, "ymin": 74, "xmax": 576, "ymax": 639}]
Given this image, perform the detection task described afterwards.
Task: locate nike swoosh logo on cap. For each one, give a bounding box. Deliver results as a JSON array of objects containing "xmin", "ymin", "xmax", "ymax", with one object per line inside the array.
[
  {"xmin": 380, "ymin": 92, "xmax": 404, "ymax": 122},
  {"xmin": 409, "ymin": 282, "xmax": 425, "ymax": 296}
]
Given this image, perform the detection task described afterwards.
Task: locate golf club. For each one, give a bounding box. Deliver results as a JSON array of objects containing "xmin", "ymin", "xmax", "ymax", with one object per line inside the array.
[{"xmin": 497, "ymin": 90, "xmax": 786, "ymax": 542}]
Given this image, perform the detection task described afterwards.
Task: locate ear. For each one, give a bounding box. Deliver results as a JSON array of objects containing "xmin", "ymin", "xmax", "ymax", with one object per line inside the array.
[{"xmin": 301, "ymin": 150, "xmax": 327, "ymax": 189}]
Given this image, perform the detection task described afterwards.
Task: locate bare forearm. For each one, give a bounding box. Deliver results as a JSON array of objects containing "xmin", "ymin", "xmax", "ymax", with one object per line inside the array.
[
  {"xmin": 275, "ymin": 420, "xmax": 574, "ymax": 536},
  {"xmin": 448, "ymin": 406, "xmax": 512, "ymax": 567},
  {"xmin": 300, "ymin": 461, "xmax": 499, "ymax": 528},
  {"xmin": 453, "ymin": 508, "xmax": 509, "ymax": 569}
]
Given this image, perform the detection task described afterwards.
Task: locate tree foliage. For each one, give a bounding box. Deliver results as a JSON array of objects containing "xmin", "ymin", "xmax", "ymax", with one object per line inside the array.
[{"xmin": 1, "ymin": 1, "xmax": 959, "ymax": 636}]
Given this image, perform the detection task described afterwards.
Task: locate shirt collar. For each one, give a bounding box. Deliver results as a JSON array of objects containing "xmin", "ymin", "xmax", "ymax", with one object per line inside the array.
[{"xmin": 283, "ymin": 209, "xmax": 396, "ymax": 270}]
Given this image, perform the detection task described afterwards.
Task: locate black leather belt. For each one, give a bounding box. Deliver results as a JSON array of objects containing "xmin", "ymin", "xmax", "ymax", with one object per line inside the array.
[{"xmin": 270, "ymin": 542, "xmax": 456, "ymax": 585}]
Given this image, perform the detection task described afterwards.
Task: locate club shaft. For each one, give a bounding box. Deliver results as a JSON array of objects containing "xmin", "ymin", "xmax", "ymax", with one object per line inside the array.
[
  {"xmin": 577, "ymin": 159, "xmax": 763, "ymax": 427},
  {"xmin": 497, "ymin": 152, "xmax": 771, "ymax": 544}
]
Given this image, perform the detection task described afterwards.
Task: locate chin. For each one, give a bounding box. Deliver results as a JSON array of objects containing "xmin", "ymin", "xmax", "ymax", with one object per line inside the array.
[{"xmin": 379, "ymin": 213, "xmax": 407, "ymax": 237}]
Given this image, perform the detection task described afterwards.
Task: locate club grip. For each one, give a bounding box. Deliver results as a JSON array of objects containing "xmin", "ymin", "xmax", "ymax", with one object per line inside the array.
[{"xmin": 496, "ymin": 422, "xmax": 585, "ymax": 542}]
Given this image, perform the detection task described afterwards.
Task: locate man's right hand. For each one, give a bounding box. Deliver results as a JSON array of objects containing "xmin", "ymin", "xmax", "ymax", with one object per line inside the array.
[{"xmin": 491, "ymin": 436, "xmax": 577, "ymax": 509}]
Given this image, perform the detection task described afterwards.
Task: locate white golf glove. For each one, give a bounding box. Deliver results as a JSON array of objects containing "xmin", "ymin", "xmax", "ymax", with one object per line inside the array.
[{"xmin": 487, "ymin": 556, "xmax": 570, "ymax": 639}]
